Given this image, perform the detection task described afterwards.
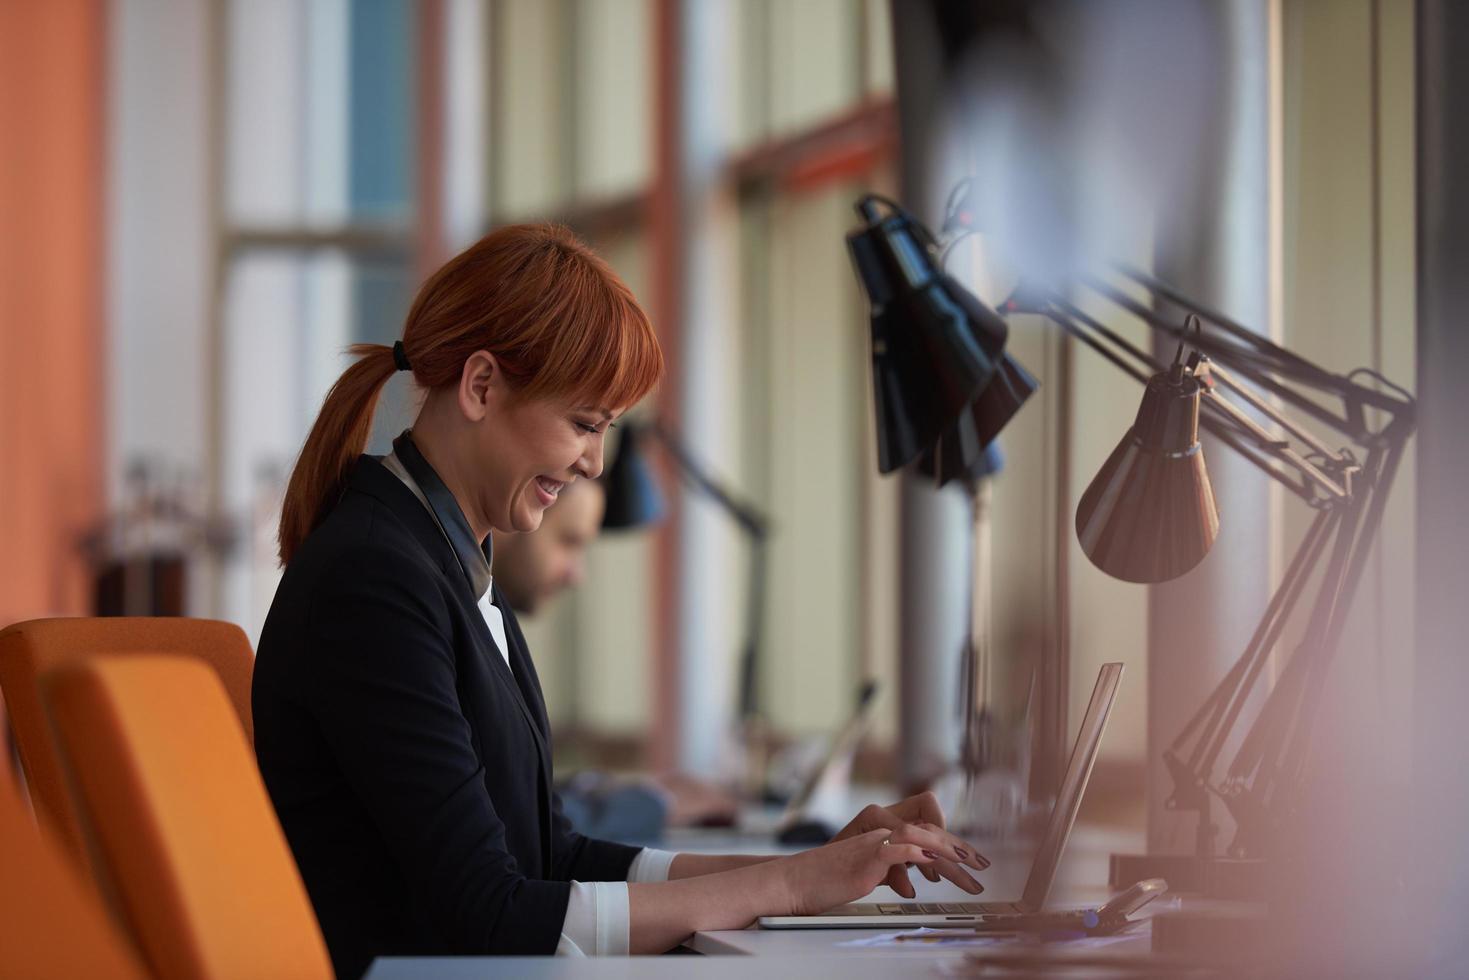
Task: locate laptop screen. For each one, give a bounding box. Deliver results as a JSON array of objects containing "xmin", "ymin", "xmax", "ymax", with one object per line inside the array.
[{"xmin": 1019, "ymin": 662, "xmax": 1124, "ymax": 911}]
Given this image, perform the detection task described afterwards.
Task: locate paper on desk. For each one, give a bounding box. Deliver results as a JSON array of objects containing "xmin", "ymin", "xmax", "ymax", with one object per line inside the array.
[
  {"xmin": 838, "ymin": 928, "xmax": 1140, "ymax": 950},
  {"xmin": 838, "ymin": 928, "xmax": 1009, "ymax": 949}
]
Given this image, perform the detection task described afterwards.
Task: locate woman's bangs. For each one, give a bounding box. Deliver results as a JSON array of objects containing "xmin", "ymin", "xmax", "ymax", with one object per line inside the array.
[{"xmin": 530, "ymin": 284, "xmax": 663, "ymax": 411}]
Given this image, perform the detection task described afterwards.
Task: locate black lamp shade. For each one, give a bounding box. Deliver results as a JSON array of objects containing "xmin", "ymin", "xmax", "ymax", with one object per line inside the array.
[
  {"xmin": 1075, "ymin": 368, "xmax": 1219, "ymax": 583},
  {"xmin": 918, "ymin": 435, "xmax": 1005, "ymax": 486},
  {"xmin": 601, "ymin": 424, "xmax": 665, "ymax": 530},
  {"xmin": 848, "ymin": 201, "xmax": 1021, "ymax": 474},
  {"xmin": 916, "ymin": 352, "xmax": 1039, "ymax": 486}
]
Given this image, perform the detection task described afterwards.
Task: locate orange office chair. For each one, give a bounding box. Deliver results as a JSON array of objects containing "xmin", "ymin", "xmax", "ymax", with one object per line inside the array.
[
  {"xmin": 0, "ymin": 616, "xmax": 255, "ymax": 862},
  {"xmin": 44, "ymin": 654, "xmax": 332, "ymax": 980},
  {"xmin": 0, "ymin": 772, "xmax": 150, "ymax": 980}
]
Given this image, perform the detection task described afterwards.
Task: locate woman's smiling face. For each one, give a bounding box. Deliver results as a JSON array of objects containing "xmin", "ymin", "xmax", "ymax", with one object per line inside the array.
[
  {"xmin": 487, "ymin": 393, "xmax": 614, "ymax": 531},
  {"xmin": 414, "ymin": 348, "xmax": 624, "ymax": 540},
  {"xmin": 479, "ymin": 393, "xmax": 617, "ymax": 533}
]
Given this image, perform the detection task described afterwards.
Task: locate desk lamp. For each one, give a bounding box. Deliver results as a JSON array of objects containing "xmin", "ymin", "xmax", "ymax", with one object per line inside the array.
[
  {"xmin": 847, "ymin": 195, "xmax": 1037, "ymax": 478},
  {"xmin": 847, "ymin": 192, "xmax": 1416, "ymax": 895},
  {"xmin": 600, "ymin": 423, "xmax": 666, "ymax": 531}
]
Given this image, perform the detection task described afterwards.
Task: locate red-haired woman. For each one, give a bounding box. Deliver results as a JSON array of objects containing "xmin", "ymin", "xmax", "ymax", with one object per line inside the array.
[{"xmin": 252, "ymin": 224, "xmax": 988, "ymax": 978}]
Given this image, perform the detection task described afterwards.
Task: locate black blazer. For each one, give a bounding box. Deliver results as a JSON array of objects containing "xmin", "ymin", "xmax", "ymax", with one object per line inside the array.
[{"xmin": 253, "ymin": 455, "xmax": 639, "ymax": 979}]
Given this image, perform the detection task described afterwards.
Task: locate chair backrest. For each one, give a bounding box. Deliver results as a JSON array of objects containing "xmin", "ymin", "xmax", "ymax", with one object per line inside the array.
[
  {"xmin": 0, "ymin": 772, "xmax": 150, "ymax": 980},
  {"xmin": 0, "ymin": 616, "xmax": 255, "ymax": 861},
  {"xmin": 44, "ymin": 654, "xmax": 332, "ymax": 980}
]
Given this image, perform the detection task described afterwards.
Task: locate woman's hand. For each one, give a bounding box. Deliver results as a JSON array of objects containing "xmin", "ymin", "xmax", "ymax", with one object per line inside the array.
[
  {"xmin": 776, "ymin": 828, "xmax": 939, "ymax": 917},
  {"xmin": 829, "ymin": 791, "xmax": 990, "ymax": 898}
]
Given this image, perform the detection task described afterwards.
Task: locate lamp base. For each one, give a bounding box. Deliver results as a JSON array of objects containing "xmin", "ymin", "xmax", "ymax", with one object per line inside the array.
[{"xmin": 1110, "ymin": 853, "xmax": 1267, "ymax": 899}]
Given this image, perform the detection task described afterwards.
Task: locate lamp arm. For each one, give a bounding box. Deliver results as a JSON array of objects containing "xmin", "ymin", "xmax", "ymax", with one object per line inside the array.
[
  {"xmin": 646, "ymin": 423, "xmax": 771, "ymax": 540},
  {"xmin": 1226, "ymin": 440, "xmax": 1407, "ymax": 849},
  {"xmin": 1205, "ymin": 361, "xmax": 1342, "ymax": 463},
  {"xmin": 1084, "ymin": 277, "xmax": 1412, "ymax": 442},
  {"xmin": 1194, "ymin": 368, "xmax": 1352, "ymax": 501},
  {"xmin": 1191, "ymin": 510, "xmax": 1337, "ymax": 777},
  {"xmin": 1038, "ymin": 295, "xmax": 1352, "ymax": 506},
  {"xmin": 640, "ymin": 421, "xmax": 773, "ymax": 735}
]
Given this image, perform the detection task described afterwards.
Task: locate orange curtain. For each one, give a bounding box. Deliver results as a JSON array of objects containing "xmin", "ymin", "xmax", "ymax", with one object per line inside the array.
[{"xmin": 0, "ymin": 0, "xmax": 106, "ymax": 628}]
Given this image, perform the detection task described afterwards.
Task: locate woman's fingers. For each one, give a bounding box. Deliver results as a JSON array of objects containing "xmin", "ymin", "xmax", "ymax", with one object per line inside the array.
[
  {"xmin": 926, "ymin": 855, "xmax": 985, "ymax": 894},
  {"xmin": 870, "ymin": 819, "xmax": 990, "ymax": 894},
  {"xmin": 911, "ymin": 819, "xmax": 991, "ymax": 872},
  {"xmin": 884, "ymin": 865, "xmax": 916, "ymax": 898},
  {"xmin": 888, "ymin": 825, "xmax": 983, "ymax": 893},
  {"xmin": 872, "ymin": 840, "xmax": 930, "ymax": 871},
  {"xmin": 881, "ymin": 794, "xmax": 992, "ymax": 870},
  {"xmin": 840, "ymin": 810, "xmax": 993, "ymax": 900},
  {"xmin": 861, "ymin": 829, "xmax": 932, "ymax": 891},
  {"xmin": 888, "ymin": 791, "xmax": 946, "ymax": 829},
  {"xmin": 887, "ymin": 822, "xmax": 973, "ymax": 871}
]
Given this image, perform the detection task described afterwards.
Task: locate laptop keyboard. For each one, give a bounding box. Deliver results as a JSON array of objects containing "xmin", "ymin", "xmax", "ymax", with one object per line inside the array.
[{"xmin": 875, "ymin": 902, "xmax": 1021, "ymax": 915}]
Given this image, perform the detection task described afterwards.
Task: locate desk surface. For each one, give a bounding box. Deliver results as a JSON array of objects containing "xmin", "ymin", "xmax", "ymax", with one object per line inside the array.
[{"xmin": 365, "ymin": 955, "xmax": 962, "ymax": 979}]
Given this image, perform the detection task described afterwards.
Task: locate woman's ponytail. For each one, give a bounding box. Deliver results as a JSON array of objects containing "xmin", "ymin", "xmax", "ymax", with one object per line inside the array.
[{"xmin": 277, "ymin": 344, "xmax": 402, "ymax": 565}]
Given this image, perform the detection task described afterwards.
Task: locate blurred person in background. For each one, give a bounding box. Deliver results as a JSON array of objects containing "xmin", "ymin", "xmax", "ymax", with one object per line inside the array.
[
  {"xmin": 251, "ymin": 223, "xmax": 990, "ymax": 977},
  {"xmin": 491, "ymin": 475, "xmax": 740, "ymax": 838}
]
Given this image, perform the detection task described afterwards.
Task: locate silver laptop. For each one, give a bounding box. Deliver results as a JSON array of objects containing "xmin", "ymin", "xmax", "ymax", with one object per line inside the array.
[{"xmin": 759, "ymin": 661, "xmax": 1123, "ymax": 929}]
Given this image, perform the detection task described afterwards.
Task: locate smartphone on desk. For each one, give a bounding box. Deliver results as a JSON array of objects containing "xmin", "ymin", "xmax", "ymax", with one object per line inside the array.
[
  {"xmin": 1093, "ymin": 877, "xmax": 1168, "ymax": 932},
  {"xmin": 962, "ymin": 878, "xmax": 1168, "ymax": 936}
]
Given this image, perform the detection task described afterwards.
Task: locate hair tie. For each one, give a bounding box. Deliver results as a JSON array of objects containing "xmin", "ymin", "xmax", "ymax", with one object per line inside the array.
[{"xmin": 392, "ymin": 340, "xmax": 412, "ymax": 373}]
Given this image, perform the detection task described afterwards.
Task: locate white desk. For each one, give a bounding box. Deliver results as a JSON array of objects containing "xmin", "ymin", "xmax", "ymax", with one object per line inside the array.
[{"xmin": 365, "ymin": 954, "xmax": 963, "ymax": 979}]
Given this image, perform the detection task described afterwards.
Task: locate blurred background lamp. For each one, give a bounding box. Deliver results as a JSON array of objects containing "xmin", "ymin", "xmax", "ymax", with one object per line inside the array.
[
  {"xmin": 600, "ymin": 424, "xmax": 666, "ymax": 530},
  {"xmin": 1075, "ymin": 363, "xmax": 1219, "ymax": 584},
  {"xmin": 846, "ymin": 195, "xmax": 1031, "ymax": 473}
]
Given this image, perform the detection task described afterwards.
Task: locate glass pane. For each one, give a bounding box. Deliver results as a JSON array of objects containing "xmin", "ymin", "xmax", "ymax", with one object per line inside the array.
[
  {"xmin": 227, "ymin": 0, "xmax": 311, "ymax": 225},
  {"xmin": 492, "ymin": 0, "xmax": 571, "ymax": 217},
  {"xmin": 358, "ymin": 257, "xmax": 420, "ymax": 454},
  {"xmin": 219, "ymin": 250, "xmax": 414, "ymax": 640},
  {"xmin": 573, "ymin": 0, "xmax": 652, "ymax": 201},
  {"xmin": 864, "ymin": 0, "xmax": 895, "ymax": 96},
  {"xmin": 766, "ymin": 0, "xmax": 861, "ymax": 137},
  {"xmin": 348, "ymin": 0, "xmax": 417, "ymax": 222},
  {"xmin": 751, "ymin": 184, "xmax": 868, "ymax": 736},
  {"xmin": 226, "ymin": 0, "xmax": 416, "ymax": 228}
]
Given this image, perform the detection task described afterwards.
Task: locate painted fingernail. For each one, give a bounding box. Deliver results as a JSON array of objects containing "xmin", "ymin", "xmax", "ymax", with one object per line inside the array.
[{"xmin": 922, "ymin": 849, "xmax": 938, "ymax": 859}]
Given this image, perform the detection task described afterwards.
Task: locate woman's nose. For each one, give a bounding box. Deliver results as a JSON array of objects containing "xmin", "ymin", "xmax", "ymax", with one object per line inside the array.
[{"xmin": 578, "ymin": 438, "xmax": 605, "ymax": 480}]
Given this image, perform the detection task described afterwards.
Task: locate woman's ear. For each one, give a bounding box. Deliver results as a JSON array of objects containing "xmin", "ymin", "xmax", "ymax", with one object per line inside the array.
[{"xmin": 458, "ymin": 350, "xmax": 502, "ymax": 422}]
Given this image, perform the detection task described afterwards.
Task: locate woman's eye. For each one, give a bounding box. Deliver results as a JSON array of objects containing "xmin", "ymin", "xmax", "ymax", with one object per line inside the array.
[{"xmin": 575, "ymin": 421, "xmax": 600, "ymax": 434}]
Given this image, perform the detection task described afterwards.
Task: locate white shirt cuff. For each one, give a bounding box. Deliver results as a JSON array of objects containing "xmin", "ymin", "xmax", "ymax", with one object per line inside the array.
[
  {"xmin": 554, "ymin": 880, "xmax": 629, "ymax": 956},
  {"xmin": 627, "ymin": 847, "xmax": 678, "ymax": 883}
]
